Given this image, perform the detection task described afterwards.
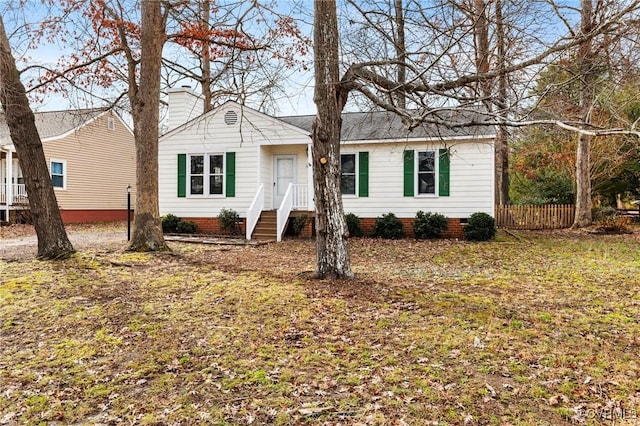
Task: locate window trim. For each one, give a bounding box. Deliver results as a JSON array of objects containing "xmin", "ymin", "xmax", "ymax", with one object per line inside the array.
[
  {"xmin": 50, "ymin": 159, "xmax": 67, "ymax": 190},
  {"xmin": 187, "ymin": 153, "xmax": 225, "ymax": 198},
  {"xmin": 415, "ymin": 149, "xmax": 438, "ymax": 197},
  {"xmin": 340, "ymin": 152, "xmax": 358, "ymax": 197}
]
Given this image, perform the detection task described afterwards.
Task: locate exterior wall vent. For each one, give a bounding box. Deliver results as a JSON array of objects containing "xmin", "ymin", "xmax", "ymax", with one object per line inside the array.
[
  {"xmin": 107, "ymin": 117, "xmax": 115, "ymax": 130},
  {"xmin": 224, "ymin": 110, "xmax": 238, "ymax": 126}
]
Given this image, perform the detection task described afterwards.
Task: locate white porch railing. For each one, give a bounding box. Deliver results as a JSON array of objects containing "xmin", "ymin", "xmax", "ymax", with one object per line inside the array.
[
  {"xmin": 292, "ymin": 184, "xmax": 309, "ymax": 210},
  {"xmin": 0, "ymin": 184, "xmax": 27, "ymax": 205},
  {"xmin": 277, "ymin": 183, "xmax": 294, "ymax": 242},
  {"xmin": 246, "ymin": 183, "xmax": 265, "ymax": 240}
]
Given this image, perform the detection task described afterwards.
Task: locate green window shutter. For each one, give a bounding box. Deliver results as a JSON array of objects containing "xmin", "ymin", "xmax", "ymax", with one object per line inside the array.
[
  {"xmin": 438, "ymin": 148, "xmax": 450, "ymax": 196},
  {"xmin": 177, "ymin": 153, "xmax": 186, "ymax": 198},
  {"xmin": 403, "ymin": 150, "xmax": 414, "ymax": 197},
  {"xmin": 225, "ymin": 152, "xmax": 236, "ymax": 197},
  {"xmin": 358, "ymin": 151, "xmax": 369, "ymax": 197}
]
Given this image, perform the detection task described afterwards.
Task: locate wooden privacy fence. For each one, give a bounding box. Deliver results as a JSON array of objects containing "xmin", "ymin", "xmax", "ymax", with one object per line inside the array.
[{"xmin": 495, "ymin": 204, "xmax": 575, "ymax": 230}]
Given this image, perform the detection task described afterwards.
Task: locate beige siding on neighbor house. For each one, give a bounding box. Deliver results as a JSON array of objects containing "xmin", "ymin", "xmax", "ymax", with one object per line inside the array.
[{"xmin": 43, "ymin": 112, "xmax": 136, "ymax": 210}]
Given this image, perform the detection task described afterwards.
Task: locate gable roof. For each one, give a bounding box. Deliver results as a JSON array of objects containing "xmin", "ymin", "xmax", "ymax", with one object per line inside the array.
[
  {"xmin": 279, "ymin": 109, "xmax": 495, "ymax": 141},
  {"xmin": 160, "ymin": 100, "xmax": 311, "ymax": 140},
  {"xmin": 0, "ymin": 108, "xmax": 108, "ymax": 143}
]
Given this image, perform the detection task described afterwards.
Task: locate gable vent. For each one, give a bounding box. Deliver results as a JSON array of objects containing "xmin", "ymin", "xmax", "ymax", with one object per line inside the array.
[
  {"xmin": 107, "ymin": 117, "xmax": 115, "ymax": 130},
  {"xmin": 224, "ymin": 110, "xmax": 238, "ymax": 126}
]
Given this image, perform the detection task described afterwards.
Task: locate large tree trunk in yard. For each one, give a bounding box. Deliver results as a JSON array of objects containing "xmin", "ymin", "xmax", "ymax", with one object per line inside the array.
[
  {"xmin": 573, "ymin": 0, "xmax": 594, "ymax": 228},
  {"xmin": 200, "ymin": 0, "xmax": 213, "ymax": 113},
  {"xmin": 312, "ymin": 0, "xmax": 353, "ymax": 280},
  {"xmin": 495, "ymin": 0, "xmax": 510, "ymax": 205},
  {"xmin": 574, "ymin": 133, "xmax": 592, "ymax": 227},
  {"xmin": 127, "ymin": 0, "xmax": 168, "ymax": 251},
  {"xmin": 394, "ymin": 0, "xmax": 406, "ymax": 109},
  {"xmin": 0, "ymin": 16, "xmax": 74, "ymax": 259}
]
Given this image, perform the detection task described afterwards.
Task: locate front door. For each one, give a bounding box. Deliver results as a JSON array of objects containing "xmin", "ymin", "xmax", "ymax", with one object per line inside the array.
[{"xmin": 273, "ymin": 155, "xmax": 296, "ymax": 208}]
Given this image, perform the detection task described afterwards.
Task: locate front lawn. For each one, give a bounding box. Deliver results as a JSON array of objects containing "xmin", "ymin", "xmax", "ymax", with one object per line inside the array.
[{"xmin": 1, "ymin": 232, "xmax": 639, "ymax": 425}]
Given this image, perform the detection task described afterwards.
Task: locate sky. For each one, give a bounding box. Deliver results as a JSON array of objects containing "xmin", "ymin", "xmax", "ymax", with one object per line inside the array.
[
  {"xmin": 4, "ymin": 0, "xmax": 587, "ymax": 118},
  {"xmin": 2, "ymin": 0, "xmax": 317, "ymax": 117}
]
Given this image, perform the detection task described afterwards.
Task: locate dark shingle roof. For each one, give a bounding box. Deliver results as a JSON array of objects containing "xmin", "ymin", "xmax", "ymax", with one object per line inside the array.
[
  {"xmin": 0, "ymin": 108, "xmax": 107, "ymax": 142},
  {"xmin": 279, "ymin": 109, "xmax": 495, "ymax": 141}
]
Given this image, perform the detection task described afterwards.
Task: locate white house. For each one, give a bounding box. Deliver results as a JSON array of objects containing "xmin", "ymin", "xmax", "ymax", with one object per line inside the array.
[{"xmin": 159, "ymin": 87, "xmax": 495, "ymax": 240}]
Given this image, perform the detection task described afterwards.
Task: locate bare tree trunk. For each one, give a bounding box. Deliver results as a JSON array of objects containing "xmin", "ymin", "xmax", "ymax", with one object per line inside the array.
[
  {"xmin": 473, "ymin": 0, "xmax": 491, "ymax": 102},
  {"xmin": 312, "ymin": 0, "xmax": 353, "ymax": 280},
  {"xmin": 0, "ymin": 16, "xmax": 74, "ymax": 259},
  {"xmin": 394, "ymin": 0, "xmax": 406, "ymax": 109},
  {"xmin": 201, "ymin": 0, "xmax": 213, "ymax": 112},
  {"xmin": 573, "ymin": 0, "xmax": 594, "ymax": 228},
  {"xmin": 495, "ymin": 0, "xmax": 510, "ymax": 205},
  {"xmin": 128, "ymin": 0, "xmax": 168, "ymax": 251}
]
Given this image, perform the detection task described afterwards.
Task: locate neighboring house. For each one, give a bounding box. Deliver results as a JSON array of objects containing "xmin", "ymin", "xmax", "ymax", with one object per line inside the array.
[
  {"xmin": 0, "ymin": 108, "xmax": 136, "ymax": 223},
  {"xmin": 159, "ymin": 87, "xmax": 495, "ymax": 240}
]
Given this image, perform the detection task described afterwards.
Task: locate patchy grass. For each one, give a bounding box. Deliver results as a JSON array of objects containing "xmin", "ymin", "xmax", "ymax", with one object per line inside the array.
[{"xmin": 2, "ymin": 231, "xmax": 640, "ymax": 425}]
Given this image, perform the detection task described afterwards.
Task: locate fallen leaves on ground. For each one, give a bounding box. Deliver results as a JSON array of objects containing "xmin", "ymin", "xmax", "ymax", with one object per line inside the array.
[{"xmin": 1, "ymin": 229, "xmax": 640, "ymax": 425}]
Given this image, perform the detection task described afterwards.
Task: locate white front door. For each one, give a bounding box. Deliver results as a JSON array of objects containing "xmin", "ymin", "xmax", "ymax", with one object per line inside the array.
[{"xmin": 273, "ymin": 155, "xmax": 296, "ymax": 208}]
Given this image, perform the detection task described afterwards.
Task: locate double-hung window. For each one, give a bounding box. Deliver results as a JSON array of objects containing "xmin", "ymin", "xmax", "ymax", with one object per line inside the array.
[
  {"xmin": 341, "ymin": 153, "xmax": 356, "ymax": 195},
  {"xmin": 178, "ymin": 152, "xmax": 235, "ymax": 198},
  {"xmin": 50, "ymin": 159, "xmax": 66, "ymax": 189},
  {"xmin": 340, "ymin": 152, "xmax": 369, "ymax": 197},
  {"xmin": 417, "ymin": 151, "xmax": 436, "ymax": 195},
  {"xmin": 189, "ymin": 154, "xmax": 224, "ymax": 196},
  {"xmin": 190, "ymin": 155, "xmax": 205, "ymax": 195},
  {"xmin": 403, "ymin": 148, "xmax": 450, "ymax": 197},
  {"xmin": 209, "ymin": 154, "xmax": 224, "ymax": 195}
]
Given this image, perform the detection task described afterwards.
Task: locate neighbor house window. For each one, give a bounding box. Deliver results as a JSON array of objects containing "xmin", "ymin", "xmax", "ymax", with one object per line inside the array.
[
  {"xmin": 189, "ymin": 154, "xmax": 224, "ymax": 196},
  {"xmin": 50, "ymin": 160, "xmax": 66, "ymax": 189},
  {"xmin": 341, "ymin": 153, "xmax": 356, "ymax": 195},
  {"xmin": 417, "ymin": 151, "xmax": 436, "ymax": 195}
]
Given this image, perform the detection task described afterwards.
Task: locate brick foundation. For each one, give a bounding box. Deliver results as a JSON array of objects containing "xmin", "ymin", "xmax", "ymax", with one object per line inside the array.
[
  {"xmin": 300, "ymin": 221, "xmax": 313, "ymax": 238},
  {"xmin": 179, "ymin": 216, "xmax": 465, "ymax": 239},
  {"xmin": 442, "ymin": 218, "xmax": 464, "ymax": 239},
  {"xmin": 187, "ymin": 217, "xmax": 247, "ymax": 236},
  {"xmin": 360, "ymin": 217, "xmax": 464, "ymax": 239}
]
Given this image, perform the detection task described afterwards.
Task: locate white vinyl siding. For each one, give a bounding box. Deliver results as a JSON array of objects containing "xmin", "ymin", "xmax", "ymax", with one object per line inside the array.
[
  {"xmin": 159, "ymin": 101, "xmax": 495, "ymax": 221},
  {"xmin": 159, "ymin": 103, "xmax": 311, "ymax": 217},
  {"xmin": 342, "ymin": 141, "xmax": 494, "ymax": 219}
]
